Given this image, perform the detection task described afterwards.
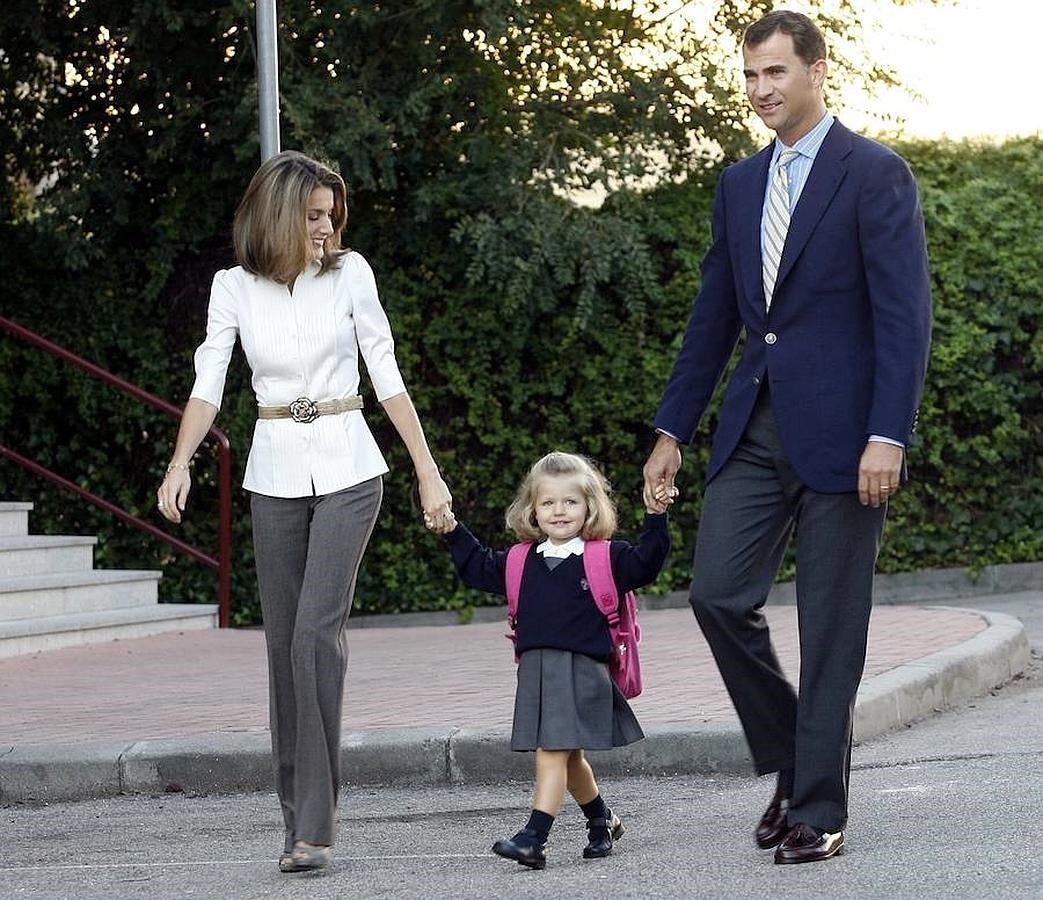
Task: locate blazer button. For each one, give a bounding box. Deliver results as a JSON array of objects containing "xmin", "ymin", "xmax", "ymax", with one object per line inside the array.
[
  {"xmin": 752, "ymin": 376, "xmax": 761, "ymax": 386},
  {"xmin": 765, "ymin": 332, "xmax": 777, "ymax": 345}
]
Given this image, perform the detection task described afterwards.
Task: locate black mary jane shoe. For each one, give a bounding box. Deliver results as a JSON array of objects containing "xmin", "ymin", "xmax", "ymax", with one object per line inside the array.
[
  {"xmin": 492, "ymin": 829, "xmax": 547, "ymax": 870},
  {"xmin": 582, "ymin": 811, "xmax": 625, "ymax": 859}
]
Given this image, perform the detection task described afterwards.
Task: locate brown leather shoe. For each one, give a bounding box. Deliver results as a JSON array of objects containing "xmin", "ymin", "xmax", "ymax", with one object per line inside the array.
[
  {"xmin": 755, "ymin": 788, "xmax": 790, "ymax": 849},
  {"xmin": 773, "ymin": 822, "xmax": 844, "ymax": 864}
]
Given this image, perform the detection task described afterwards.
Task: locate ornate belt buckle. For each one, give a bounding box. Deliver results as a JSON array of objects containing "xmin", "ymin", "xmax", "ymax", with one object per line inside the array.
[{"xmin": 288, "ymin": 396, "xmax": 319, "ymax": 423}]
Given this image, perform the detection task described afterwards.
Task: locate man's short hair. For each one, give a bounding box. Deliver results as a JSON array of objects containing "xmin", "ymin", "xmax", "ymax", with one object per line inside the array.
[{"xmin": 743, "ymin": 10, "xmax": 827, "ymax": 66}]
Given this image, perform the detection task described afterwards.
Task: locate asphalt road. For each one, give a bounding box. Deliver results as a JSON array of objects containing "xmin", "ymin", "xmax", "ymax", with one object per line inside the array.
[{"xmin": 2, "ymin": 650, "xmax": 1040, "ymax": 900}]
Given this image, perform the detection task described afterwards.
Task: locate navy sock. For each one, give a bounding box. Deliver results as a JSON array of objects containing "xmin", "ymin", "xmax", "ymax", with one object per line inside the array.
[
  {"xmin": 581, "ymin": 795, "xmax": 611, "ymax": 840},
  {"xmin": 518, "ymin": 809, "xmax": 554, "ymax": 845},
  {"xmin": 777, "ymin": 768, "xmax": 794, "ymax": 798},
  {"xmin": 579, "ymin": 795, "xmax": 608, "ymax": 822}
]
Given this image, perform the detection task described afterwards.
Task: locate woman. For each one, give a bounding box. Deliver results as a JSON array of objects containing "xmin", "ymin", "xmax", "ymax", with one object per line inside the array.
[{"xmin": 156, "ymin": 150, "xmax": 453, "ymax": 873}]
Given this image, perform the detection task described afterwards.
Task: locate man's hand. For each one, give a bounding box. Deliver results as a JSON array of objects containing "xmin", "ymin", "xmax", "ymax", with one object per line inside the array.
[
  {"xmin": 858, "ymin": 441, "xmax": 903, "ymax": 507},
  {"xmin": 643, "ymin": 434, "xmax": 683, "ymax": 513}
]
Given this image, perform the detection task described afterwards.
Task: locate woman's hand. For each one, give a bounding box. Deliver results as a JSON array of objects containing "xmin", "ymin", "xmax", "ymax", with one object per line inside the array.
[
  {"xmin": 418, "ymin": 470, "xmax": 455, "ymax": 534},
  {"xmin": 156, "ymin": 399, "xmax": 217, "ymax": 525},
  {"xmin": 378, "ymin": 392, "xmax": 454, "ymax": 532},
  {"xmin": 156, "ymin": 467, "xmax": 191, "ymax": 524}
]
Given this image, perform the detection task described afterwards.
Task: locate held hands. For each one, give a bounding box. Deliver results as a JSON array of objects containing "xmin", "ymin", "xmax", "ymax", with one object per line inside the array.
[
  {"xmin": 858, "ymin": 441, "xmax": 903, "ymax": 508},
  {"xmin": 425, "ymin": 509, "xmax": 457, "ymax": 534},
  {"xmin": 645, "ymin": 481, "xmax": 679, "ymax": 514},
  {"xmin": 156, "ymin": 465, "xmax": 191, "ymax": 524},
  {"xmin": 419, "ymin": 469, "xmax": 456, "ymax": 534},
  {"xmin": 643, "ymin": 434, "xmax": 683, "ymax": 514}
]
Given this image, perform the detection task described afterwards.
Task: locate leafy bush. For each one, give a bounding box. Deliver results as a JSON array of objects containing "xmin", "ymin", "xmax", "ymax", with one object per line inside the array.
[
  {"xmin": 6, "ymin": 139, "xmax": 1037, "ymax": 619},
  {"xmin": 878, "ymin": 138, "xmax": 1043, "ymax": 571},
  {"xmin": 2, "ymin": 2, "xmax": 1036, "ymax": 619}
]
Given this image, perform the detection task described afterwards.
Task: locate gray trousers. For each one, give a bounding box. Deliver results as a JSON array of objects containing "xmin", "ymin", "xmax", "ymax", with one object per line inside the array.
[
  {"xmin": 690, "ymin": 389, "xmax": 886, "ymax": 832},
  {"xmin": 250, "ymin": 477, "xmax": 382, "ymax": 849}
]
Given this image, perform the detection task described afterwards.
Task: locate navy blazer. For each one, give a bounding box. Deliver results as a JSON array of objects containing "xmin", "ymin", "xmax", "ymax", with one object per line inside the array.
[{"xmin": 654, "ymin": 120, "xmax": 932, "ymax": 493}]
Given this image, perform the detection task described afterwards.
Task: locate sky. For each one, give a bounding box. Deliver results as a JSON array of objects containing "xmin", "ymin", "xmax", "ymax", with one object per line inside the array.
[
  {"xmin": 840, "ymin": 0, "xmax": 1040, "ymax": 140},
  {"xmin": 672, "ymin": 0, "xmax": 1039, "ymax": 142}
]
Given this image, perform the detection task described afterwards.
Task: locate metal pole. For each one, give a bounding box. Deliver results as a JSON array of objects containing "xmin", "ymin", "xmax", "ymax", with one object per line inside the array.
[{"xmin": 256, "ymin": 0, "xmax": 281, "ymax": 161}]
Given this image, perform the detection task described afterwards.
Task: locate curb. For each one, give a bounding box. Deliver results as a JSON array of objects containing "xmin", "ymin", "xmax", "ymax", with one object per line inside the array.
[
  {"xmin": 0, "ymin": 608, "xmax": 1029, "ymax": 805},
  {"xmin": 852, "ymin": 608, "xmax": 1031, "ymax": 740},
  {"xmin": 347, "ymin": 561, "xmax": 1043, "ymax": 628},
  {"xmin": 648, "ymin": 561, "xmax": 1043, "ymax": 613}
]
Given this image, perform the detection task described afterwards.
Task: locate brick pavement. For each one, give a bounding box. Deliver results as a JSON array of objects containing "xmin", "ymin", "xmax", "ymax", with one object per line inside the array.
[{"xmin": 0, "ymin": 606, "xmax": 985, "ymax": 747}]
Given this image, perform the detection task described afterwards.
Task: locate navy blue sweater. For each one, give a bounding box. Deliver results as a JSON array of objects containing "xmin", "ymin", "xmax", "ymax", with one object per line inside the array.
[{"xmin": 446, "ymin": 514, "xmax": 669, "ymax": 661}]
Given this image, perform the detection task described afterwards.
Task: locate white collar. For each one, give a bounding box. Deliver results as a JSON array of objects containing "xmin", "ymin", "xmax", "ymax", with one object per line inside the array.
[{"xmin": 536, "ymin": 536, "xmax": 585, "ymax": 559}]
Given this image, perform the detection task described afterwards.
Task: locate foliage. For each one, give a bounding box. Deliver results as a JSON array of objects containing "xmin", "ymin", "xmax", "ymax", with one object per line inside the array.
[
  {"xmin": 879, "ymin": 138, "xmax": 1043, "ymax": 571},
  {"xmin": 3, "ymin": 1, "xmax": 1028, "ymax": 624}
]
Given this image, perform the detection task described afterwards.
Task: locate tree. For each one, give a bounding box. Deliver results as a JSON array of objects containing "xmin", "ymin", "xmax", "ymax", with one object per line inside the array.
[{"xmin": 1, "ymin": 1, "xmax": 945, "ymax": 618}]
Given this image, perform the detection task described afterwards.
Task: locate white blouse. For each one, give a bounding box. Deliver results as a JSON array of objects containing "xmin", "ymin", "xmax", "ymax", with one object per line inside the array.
[{"xmin": 190, "ymin": 251, "xmax": 407, "ymax": 498}]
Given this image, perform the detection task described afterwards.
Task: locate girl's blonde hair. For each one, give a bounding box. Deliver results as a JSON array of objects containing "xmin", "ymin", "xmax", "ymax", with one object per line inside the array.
[
  {"xmin": 232, "ymin": 150, "xmax": 347, "ymax": 284},
  {"xmin": 505, "ymin": 451, "xmax": 618, "ymax": 541}
]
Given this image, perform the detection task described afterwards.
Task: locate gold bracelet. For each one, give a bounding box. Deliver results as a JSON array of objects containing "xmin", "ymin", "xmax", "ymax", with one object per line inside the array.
[{"xmin": 166, "ymin": 462, "xmax": 191, "ymax": 474}]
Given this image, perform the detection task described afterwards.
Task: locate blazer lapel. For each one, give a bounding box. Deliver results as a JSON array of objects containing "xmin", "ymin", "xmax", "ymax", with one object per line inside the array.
[{"xmin": 774, "ymin": 120, "xmax": 852, "ymax": 292}]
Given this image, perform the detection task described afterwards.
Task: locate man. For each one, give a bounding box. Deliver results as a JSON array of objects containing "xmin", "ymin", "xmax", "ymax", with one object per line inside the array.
[{"xmin": 642, "ymin": 11, "xmax": 931, "ymax": 864}]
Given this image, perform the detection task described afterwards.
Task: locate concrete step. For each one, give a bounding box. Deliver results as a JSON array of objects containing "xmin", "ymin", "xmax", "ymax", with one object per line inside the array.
[
  {"xmin": 0, "ymin": 535, "xmax": 97, "ymax": 577},
  {"xmin": 0, "ymin": 499, "xmax": 219, "ymax": 657},
  {"xmin": 0, "ymin": 569, "xmax": 162, "ymax": 622},
  {"xmin": 0, "ymin": 502, "xmax": 33, "ymax": 537},
  {"xmin": 0, "ymin": 603, "xmax": 219, "ymax": 658}
]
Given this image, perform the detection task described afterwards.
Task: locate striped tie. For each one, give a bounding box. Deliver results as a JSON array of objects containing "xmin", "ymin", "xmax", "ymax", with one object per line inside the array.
[{"xmin": 762, "ymin": 148, "xmax": 799, "ymax": 311}]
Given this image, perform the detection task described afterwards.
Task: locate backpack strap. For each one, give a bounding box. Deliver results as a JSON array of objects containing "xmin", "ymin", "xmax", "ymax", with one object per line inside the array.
[
  {"xmin": 505, "ymin": 542, "xmax": 533, "ymax": 627},
  {"xmin": 582, "ymin": 540, "xmax": 621, "ymax": 627}
]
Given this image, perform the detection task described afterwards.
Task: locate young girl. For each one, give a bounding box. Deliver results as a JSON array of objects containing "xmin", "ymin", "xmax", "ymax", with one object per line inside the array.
[{"xmin": 434, "ymin": 451, "xmax": 671, "ymax": 868}]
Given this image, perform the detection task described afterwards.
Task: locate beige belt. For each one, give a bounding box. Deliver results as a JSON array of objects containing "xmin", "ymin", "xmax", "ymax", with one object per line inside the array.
[{"xmin": 257, "ymin": 395, "xmax": 363, "ymax": 423}]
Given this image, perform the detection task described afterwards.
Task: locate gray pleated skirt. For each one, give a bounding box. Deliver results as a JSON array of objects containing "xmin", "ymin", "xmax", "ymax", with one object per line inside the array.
[{"xmin": 510, "ymin": 648, "xmax": 645, "ymax": 751}]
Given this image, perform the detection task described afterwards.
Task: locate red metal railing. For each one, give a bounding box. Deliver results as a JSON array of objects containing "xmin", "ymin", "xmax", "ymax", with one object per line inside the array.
[{"xmin": 0, "ymin": 316, "xmax": 233, "ymax": 627}]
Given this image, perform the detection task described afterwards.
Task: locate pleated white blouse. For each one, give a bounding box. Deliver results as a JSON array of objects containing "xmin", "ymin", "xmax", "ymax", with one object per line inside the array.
[{"xmin": 189, "ymin": 251, "xmax": 407, "ymax": 498}]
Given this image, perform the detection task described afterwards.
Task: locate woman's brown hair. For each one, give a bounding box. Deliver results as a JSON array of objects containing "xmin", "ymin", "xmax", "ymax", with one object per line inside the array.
[{"xmin": 233, "ymin": 150, "xmax": 347, "ymax": 284}]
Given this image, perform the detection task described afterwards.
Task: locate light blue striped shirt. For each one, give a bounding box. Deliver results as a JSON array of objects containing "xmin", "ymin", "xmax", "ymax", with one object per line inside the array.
[{"xmin": 760, "ymin": 112, "xmax": 835, "ymax": 254}]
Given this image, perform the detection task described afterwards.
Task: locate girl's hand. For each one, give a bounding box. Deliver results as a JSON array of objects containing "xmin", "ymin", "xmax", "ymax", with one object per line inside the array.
[
  {"xmin": 425, "ymin": 508, "xmax": 458, "ymax": 535},
  {"xmin": 418, "ymin": 470, "xmax": 454, "ymax": 533},
  {"xmin": 156, "ymin": 467, "xmax": 191, "ymax": 524},
  {"xmin": 645, "ymin": 480, "xmax": 678, "ymax": 515}
]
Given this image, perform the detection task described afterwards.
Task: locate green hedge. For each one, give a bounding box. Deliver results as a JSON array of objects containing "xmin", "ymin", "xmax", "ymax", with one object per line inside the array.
[
  {"xmin": 879, "ymin": 138, "xmax": 1042, "ymax": 571},
  {"xmin": 3, "ymin": 138, "xmax": 1039, "ymax": 620}
]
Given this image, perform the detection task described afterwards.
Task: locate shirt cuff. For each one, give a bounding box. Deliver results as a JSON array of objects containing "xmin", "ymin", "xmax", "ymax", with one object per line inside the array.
[
  {"xmin": 655, "ymin": 427, "xmax": 683, "ymax": 442},
  {"xmin": 868, "ymin": 434, "xmax": 905, "ymax": 448}
]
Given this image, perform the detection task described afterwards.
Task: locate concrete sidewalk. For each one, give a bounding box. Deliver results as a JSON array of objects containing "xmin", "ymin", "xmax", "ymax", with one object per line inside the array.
[{"xmin": 0, "ymin": 595, "xmax": 1034, "ymax": 804}]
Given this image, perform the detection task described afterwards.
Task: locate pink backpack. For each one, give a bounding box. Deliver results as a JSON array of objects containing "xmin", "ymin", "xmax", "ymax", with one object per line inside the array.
[{"xmin": 504, "ymin": 540, "xmax": 643, "ymax": 699}]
